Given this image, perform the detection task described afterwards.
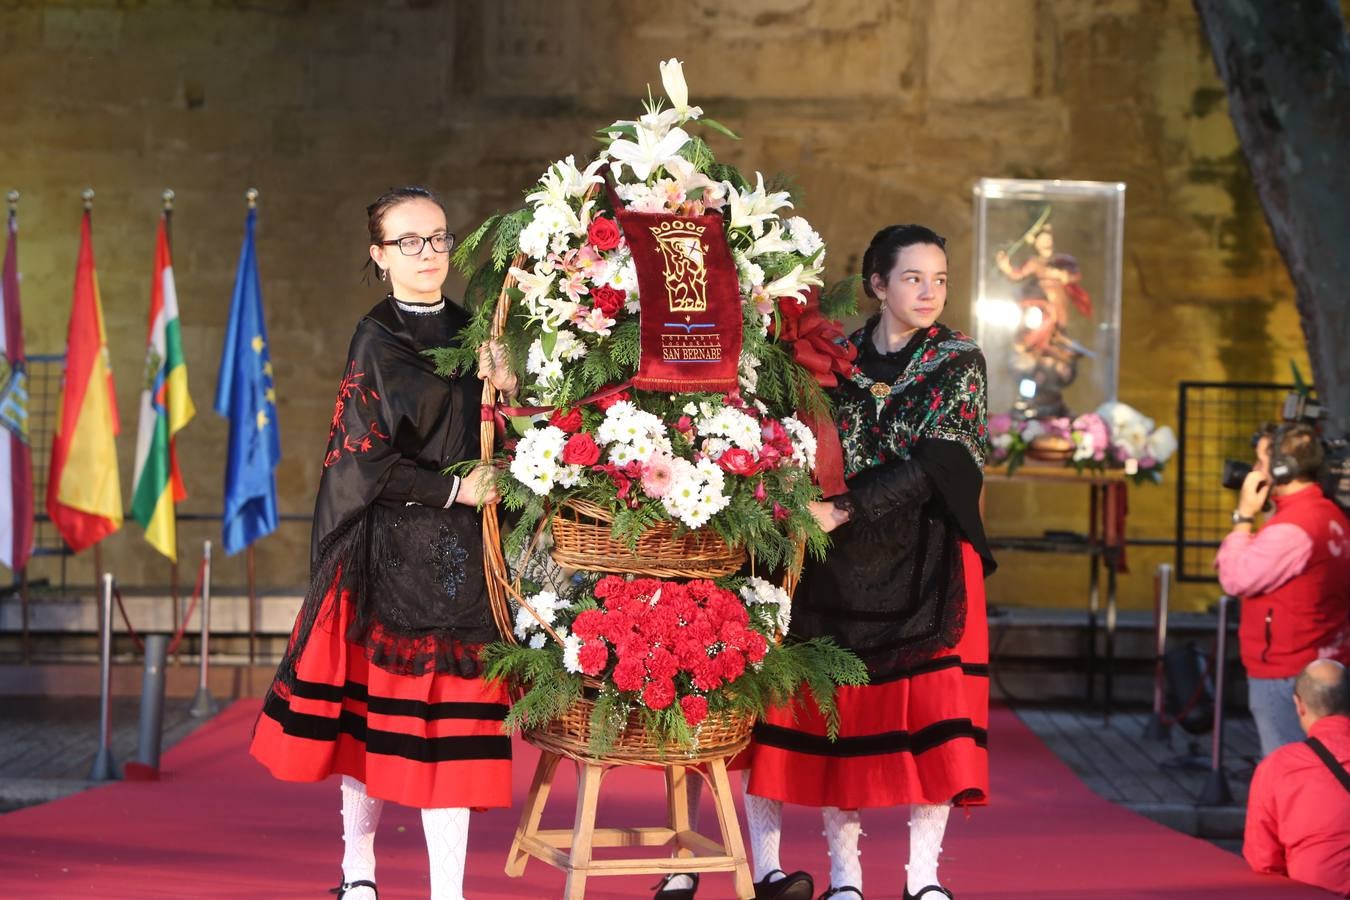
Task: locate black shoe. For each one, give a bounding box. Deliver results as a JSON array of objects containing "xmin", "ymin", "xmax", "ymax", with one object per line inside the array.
[
  {"xmin": 653, "ymin": 872, "xmax": 699, "ymax": 900},
  {"xmin": 818, "ymin": 887, "xmax": 863, "ymax": 900},
  {"xmin": 755, "ymin": 869, "xmax": 814, "ymax": 900},
  {"xmin": 330, "ymin": 880, "xmax": 378, "ymax": 899},
  {"xmin": 903, "ymin": 887, "xmax": 953, "ymax": 900}
]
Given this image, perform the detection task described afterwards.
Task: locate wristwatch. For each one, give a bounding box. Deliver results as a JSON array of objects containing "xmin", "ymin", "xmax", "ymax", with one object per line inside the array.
[{"xmin": 1232, "ymin": 510, "xmax": 1255, "ymax": 525}]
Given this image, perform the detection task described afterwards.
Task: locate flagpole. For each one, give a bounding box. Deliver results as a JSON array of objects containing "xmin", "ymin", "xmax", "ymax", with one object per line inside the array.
[
  {"xmin": 9, "ymin": 189, "xmax": 30, "ymax": 664},
  {"xmin": 245, "ymin": 187, "xmax": 259, "ymax": 665},
  {"xmin": 82, "ymin": 188, "xmax": 105, "ymax": 592},
  {"xmin": 158, "ymin": 188, "xmax": 183, "ymax": 663}
]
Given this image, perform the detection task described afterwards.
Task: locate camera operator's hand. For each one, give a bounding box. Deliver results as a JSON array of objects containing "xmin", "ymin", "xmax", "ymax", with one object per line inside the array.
[{"xmin": 1238, "ymin": 469, "xmax": 1271, "ymax": 520}]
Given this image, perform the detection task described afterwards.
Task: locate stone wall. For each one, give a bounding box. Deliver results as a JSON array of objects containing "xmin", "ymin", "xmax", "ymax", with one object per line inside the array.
[{"xmin": 1, "ymin": 0, "xmax": 1337, "ymax": 612}]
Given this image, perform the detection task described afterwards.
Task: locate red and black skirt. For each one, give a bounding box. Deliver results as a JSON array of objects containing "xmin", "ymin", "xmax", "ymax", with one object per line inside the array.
[
  {"xmin": 250, "ymin": 583, "xmax": 512, "ymax": 810},
  {"xmin": 741, "ymin": 541, "xmax": 989, "ymax": 809}
]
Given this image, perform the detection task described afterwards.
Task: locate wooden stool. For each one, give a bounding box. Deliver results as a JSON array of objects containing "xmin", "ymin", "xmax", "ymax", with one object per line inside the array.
[{"xmin": 506, "ymin": 748, "xmax": 755, "ymax": 900}]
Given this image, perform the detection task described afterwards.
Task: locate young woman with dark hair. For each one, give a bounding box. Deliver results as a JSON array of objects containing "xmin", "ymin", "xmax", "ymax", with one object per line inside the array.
[
  {"xmin": 250, "ymin": 187, "xmax": 516, "ymax": 900},
  {"xmin": 735, "ymin": 224, "xmax": 997, "ymax": 900}
]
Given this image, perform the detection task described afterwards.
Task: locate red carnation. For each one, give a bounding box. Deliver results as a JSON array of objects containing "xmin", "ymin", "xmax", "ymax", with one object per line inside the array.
[
  {"xmin": 562, "ymin": 432, "xmax": 601, "ymax": 466},
  {"xmin": 646, "ymin": 647, "xmax": 678, "ymax": 679},
  {"xmin": 578, "ymin": 639, "xmax": 610, "ymax": 676},
  {"xmin": 571, "ymin": 609, "xmax": 607, "ymax": 642},
  {"xmin": 591, "ymin": 285, "xmax": 625, "ymax": 317},
  {"xmin": 693, "ymin": 658, "xmax": 723, "ymax": 692},
  {"xmin": 719, "ymin": 650, "xmax": 747, "ymax": 681},
  {"xmin": 587, "ymin": 216, "xmax": 622, "ymax": 251},
  {"xmin": 594, "ymin": 575, "xmax": 625, "ymax": 599},
  {"xmin": 745, "ymin": 631, "xmax": 769, "ymax": 663},
  {"xmin": 549, "ymin": 407, "xmax": 584, "ymax": 433},
  {"xmin": 717, "ymin": 448, "xmax": 759, "ymax": 477},
  {"xmin": 613, "ymin": 657, "xmax": 645, "ymax": 692},
  {"xmin": 641, "ymin": 677, "xmax": 676, "ymax": 710},
  {"xmin": 680, "ymin": 694, "xmax": 709, "ymax": 727}
]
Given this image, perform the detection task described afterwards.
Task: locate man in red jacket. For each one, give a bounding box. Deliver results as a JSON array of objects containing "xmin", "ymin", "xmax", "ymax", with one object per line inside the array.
[
  {"xmin": 1244, "ymin": 659, "xmax": 1350, "ymax": 897},
  {"xmin": 1216, "ymin": 423, "xmax": 1350, "ymax": 756}
]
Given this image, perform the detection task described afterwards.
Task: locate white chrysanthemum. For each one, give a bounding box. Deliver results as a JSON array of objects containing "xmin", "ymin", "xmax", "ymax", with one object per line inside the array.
[
  {"xmin": 518, "ymin": 219, "xmax": 551, "ymax": 260},
  {"xmin": 741, "ymin": 576, "xmax": 792, "ymax": 634},
  {"xmin": 526, "ymin": 340, "xmax": 549, "ymax": 376},
  {"xmin": 549, "ymin": 231, "xmax": 572, "ymax": 256},
  {"xmin": 782, "ymin": 415, "xmax": 818, "ymax": 470},
  {"xmin": 786, "ymin": 215, "xmax": 825, "ymax": 260},
  {"xmin": 553, "ymin": 329, "xmax": 587, "ymax": 362},
  {"xmin": 606, "ymin": 258, "xmax": 639, "ymax": 293},
  {"xmin": 562, "ymin": 632, "xmax": 584, "ymax": 673},
  {"xmin": 511, "ymin": 427, "xmax": 567, "ymax": 496},
  {"xmin": 1147, "ymin": 426, "xmax": 1177, "ymax": 464},
  {"xmin": 697, "ymin": 406, "xmax": 762, "ymax": 453},
  {"xmin": 739, "ymin": 352, "xmax": 761, "ymax": 394},
  {"xmin": 528, "ymin": 632, "xmax": 548, "ymax": 650}
]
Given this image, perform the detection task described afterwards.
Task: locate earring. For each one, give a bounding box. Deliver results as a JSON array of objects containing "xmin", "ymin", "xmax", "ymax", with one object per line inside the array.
[{"xmin": 378, "ymin": 268, "xmax": 387, "ymax": 282}]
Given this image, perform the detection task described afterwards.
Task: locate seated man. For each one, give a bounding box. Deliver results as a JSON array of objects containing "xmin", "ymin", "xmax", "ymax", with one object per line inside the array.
[
  {"xmin": 1244, "ymin": 660, "xmax": 1350, "ymax": 897},
  {"xmin": 1216, "ymin": 422, "xmax": 1350, "ymax": 756}
]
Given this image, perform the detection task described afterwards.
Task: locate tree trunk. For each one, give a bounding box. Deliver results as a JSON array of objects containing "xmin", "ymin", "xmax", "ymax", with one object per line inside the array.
[{"xmin": 1193, "ymin": 0, "xmax": 1350, "ymax": 438}]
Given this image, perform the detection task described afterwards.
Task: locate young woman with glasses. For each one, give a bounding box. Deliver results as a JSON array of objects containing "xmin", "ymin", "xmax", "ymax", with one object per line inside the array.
[{"xmin": 250, "ymin": 186, "xmax": 517, "ymax": 900}]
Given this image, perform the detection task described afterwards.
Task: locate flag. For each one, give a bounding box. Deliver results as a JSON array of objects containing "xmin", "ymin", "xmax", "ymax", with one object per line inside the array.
[
  {"xmin": 0, "ymin": 208, "xmax": 33, "ymax": 571},
  {"xmin": 130, "ymin": 214, "xmax": 195, "ymax": 561},
  {"xmin": 47, "ymin": 210, "xmax": 121, "ymax": 553},
  {"xmin": 214, "ymin": 207, "xmax": 279, "ymax": 555}
]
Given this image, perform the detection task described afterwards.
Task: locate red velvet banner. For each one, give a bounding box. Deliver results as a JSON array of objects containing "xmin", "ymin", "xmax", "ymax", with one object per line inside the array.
[{"xmin": 615, "ymin": 208, "xmax": 742, "ymax": 394}]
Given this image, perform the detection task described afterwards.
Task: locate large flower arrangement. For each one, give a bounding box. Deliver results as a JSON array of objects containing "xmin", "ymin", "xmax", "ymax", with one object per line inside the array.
[
  {"xmin": 438, "ymin": 60, "xmax": 865, "ymax": 752},
  {"xmin": 438, "ymin": 58, "xmax": 857, "ymax": 572},
  {"xmin": 989, "ymin": 401, "xmax": 1178, "ymax": 484}
]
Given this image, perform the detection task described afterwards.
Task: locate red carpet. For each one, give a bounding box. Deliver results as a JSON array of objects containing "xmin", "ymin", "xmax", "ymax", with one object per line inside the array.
[{"xmin": 0, "ymin": 701, "xmax": 1333, "ymax": 898}]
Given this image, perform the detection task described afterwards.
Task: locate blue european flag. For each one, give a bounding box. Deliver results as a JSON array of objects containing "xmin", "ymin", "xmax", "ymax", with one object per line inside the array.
[{"xmin": 214, "ymin": 207, "xmax": 280, "ymax": 555}]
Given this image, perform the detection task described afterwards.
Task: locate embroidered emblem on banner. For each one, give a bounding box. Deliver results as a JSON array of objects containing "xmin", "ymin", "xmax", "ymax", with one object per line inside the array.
[{"xmin": 650, "ymin": 219, "xmax": 709, "ymax": 313}]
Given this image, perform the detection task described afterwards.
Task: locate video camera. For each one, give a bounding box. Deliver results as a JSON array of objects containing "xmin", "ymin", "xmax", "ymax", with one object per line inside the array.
[{"xmin": 1221, "ymin": 390, "xmax": 1350, "ymax": 515}]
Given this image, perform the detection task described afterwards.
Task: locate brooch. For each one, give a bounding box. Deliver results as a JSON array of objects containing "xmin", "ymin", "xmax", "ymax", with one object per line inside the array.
[{"xmin": 869, "ymin": 382, "xmax": 891, "ymax": 399}]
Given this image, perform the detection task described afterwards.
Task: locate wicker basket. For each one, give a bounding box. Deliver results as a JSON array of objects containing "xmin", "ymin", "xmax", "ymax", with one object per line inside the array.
[
  {"xmin": 526, "ymin": 682, "xmax": 755, "ymax": 764},
  {"xmin": 550, "ymin": 498, "xmax": 746, "ymax": 579}
]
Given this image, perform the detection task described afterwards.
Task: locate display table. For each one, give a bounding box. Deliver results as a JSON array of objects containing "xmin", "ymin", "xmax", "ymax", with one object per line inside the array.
[{"xmin": 984, "ymin": 461, "xmax": 1129, "ymax": 714}]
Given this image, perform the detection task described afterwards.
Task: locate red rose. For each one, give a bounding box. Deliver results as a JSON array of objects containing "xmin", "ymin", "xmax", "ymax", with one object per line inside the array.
[
  {"xmin": 717, "ymin": 448, "xmax": 759, "ymax": 477},
  {"xmin": 591, "ymin": 285, "xmax": 625, "ymax": 317},
  {"xmin": 562, "ymin": 432, "xmax": 601, "ymax": 466},
  {"xmin": 680, "ymin": 694, "xmax": 709, "ymax": 727},
  {"xmin": 613, "ymin": 657, "xmax": 645, "ymax": 692},
  {"xmin": 587, "ymin": 216, "xmax": 622, "ymax": 251},
  {"xmin": 571, "ymin": 609, "xmax": 607, "ymax": 642},
  {"xmin": 641, "ymin": 677, "xmax": 676, "ymax": 710},
  {"xmin": 578, "ymin": 639, "xmax": 610, "ymax": 676},
  {"xmin": 595, "ymin": 389, "xmax": 631, "ymax": 411},
  {"xmin": 549, "ymin": 407, "xmax": 584, "ymax": 433}
]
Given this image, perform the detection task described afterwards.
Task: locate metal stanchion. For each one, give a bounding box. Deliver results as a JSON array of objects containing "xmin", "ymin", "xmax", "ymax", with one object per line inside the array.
[
  {"xmin": 1198, "ymin": 594, "xmax": 1235, "ymax": 805},
  {"xmin": 1144, "ymin": 563, "xmax": 1173, "ymax": 741},
  {"xmin": 88, "ymin": 573, "xmax": 119, "ymax": 782},
  {"xmin": 190, "ymin": 541, "xmax": 218, "ymax": 718},
  {"xmin": 126, "ymin": 633, "xmax": 169, "ymax": 780}
]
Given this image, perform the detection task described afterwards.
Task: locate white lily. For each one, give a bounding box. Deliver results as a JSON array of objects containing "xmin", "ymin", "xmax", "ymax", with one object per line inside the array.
[
  {"xmin": 761, "ymin": 263, "xmax": 824, "ymax": 306},
  {"xmin": 748, "ymin": 221, "xmax": 795, "ymax": 258},
  {"xmin": 510, "ymin": 262, "xmax": 556, "ymax": 310},
  {"xmin": 607, "ymin": 124, "xmax": 691, "ymax": 183},
  {"xmin": 527, "ymin": 155, "xmax": 606, "ymax": 207},
  {"xmin": 664, "ymin": 155, "xmax": 725, "ymax": 206},
  {"xmin": 725, "ymin": 171, "xmax": 793, "ymax": 237},
  {"xmin": 574, "ymin": 306, "xmax": 616, "ymax": 337},
  {"xmin": 659, "ymin": 58, "xmax": 703, "ymax": 124}
]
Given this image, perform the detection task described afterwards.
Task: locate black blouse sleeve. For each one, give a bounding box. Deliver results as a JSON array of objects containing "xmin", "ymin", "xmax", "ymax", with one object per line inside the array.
[
  {"xmin": 378, "ymin": 460, "xmax": 456, "ymax": 508},
  {"xmin": 833, "ymin": 459, "xmax": 932, "ymax": 524}
]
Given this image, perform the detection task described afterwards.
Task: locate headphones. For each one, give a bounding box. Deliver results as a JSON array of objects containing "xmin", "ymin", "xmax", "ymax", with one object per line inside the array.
[{"xmin": 1269, "ymin": 423, "xmax": 1315, "ymax": 486}]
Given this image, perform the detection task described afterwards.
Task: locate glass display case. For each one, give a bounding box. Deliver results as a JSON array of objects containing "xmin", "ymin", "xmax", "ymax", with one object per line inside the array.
[{"xmin": 972, "ymin": 178, "xmax": 1125, "ymax": 421}]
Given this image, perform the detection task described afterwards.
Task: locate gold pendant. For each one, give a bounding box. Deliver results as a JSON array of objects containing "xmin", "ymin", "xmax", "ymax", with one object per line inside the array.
[{"xmin": 870, "ymin": 382, "xmax": 891, "ymax": 399}]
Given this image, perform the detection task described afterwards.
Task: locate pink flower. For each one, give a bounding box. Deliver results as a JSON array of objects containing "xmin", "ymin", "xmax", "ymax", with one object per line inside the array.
[
  {"xmin": 988, "ymin": 412, "xmax": 1013, "ymax": 436},
  {"xmin": 642, "ymin": 453, "xmax": 675, "ymax": 498},
  {"xmin": 753, "ymin": 480, "xmax": 767, "ymax": 502}
]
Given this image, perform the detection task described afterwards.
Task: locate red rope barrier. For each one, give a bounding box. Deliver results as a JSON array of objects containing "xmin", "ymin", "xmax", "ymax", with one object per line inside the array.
[{"xmin": 111, "ymin": 554, "xmax": 209, "ymax": 658}]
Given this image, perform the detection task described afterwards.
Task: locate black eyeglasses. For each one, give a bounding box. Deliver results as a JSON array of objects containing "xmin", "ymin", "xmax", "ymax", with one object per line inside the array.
[{"xmin": 379, "ymin": 233, "xmax": 456, "ymax": 256}]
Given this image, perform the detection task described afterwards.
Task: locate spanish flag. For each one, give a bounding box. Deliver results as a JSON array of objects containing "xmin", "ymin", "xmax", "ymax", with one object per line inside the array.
[
  {"xmin": 130, "ymin": 214, "xmax": 194, "ymax": 560},
  {"xmin": 47, "ymin": 209, "xmax": 121, "ymax": 553}
]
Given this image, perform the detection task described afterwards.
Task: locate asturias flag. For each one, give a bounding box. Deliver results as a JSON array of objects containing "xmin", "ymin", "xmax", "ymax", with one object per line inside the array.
[
  {"xmin": 130, "ymin": 214, "xmax": 195, "ymax": 561},
  {"xmin": 214, "ymin": 207, "xmax": 279, "ymax": 556},
  {"xmin": 47, "ymin": 209, "xmax": 122, "ymax": 553},
  {"xmin": 0, "ymin": 207, "xmax": 33, "ymax": 571}
]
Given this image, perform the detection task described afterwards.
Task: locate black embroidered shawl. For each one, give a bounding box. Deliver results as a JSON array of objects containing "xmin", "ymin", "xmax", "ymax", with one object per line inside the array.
[
  {"xmin": 790, "ymin": 318, "xmax": 995, "ymax": 678},
  {"xmin": 271, "ymin": 297, "xmax": 496, "ymax": 700}
]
